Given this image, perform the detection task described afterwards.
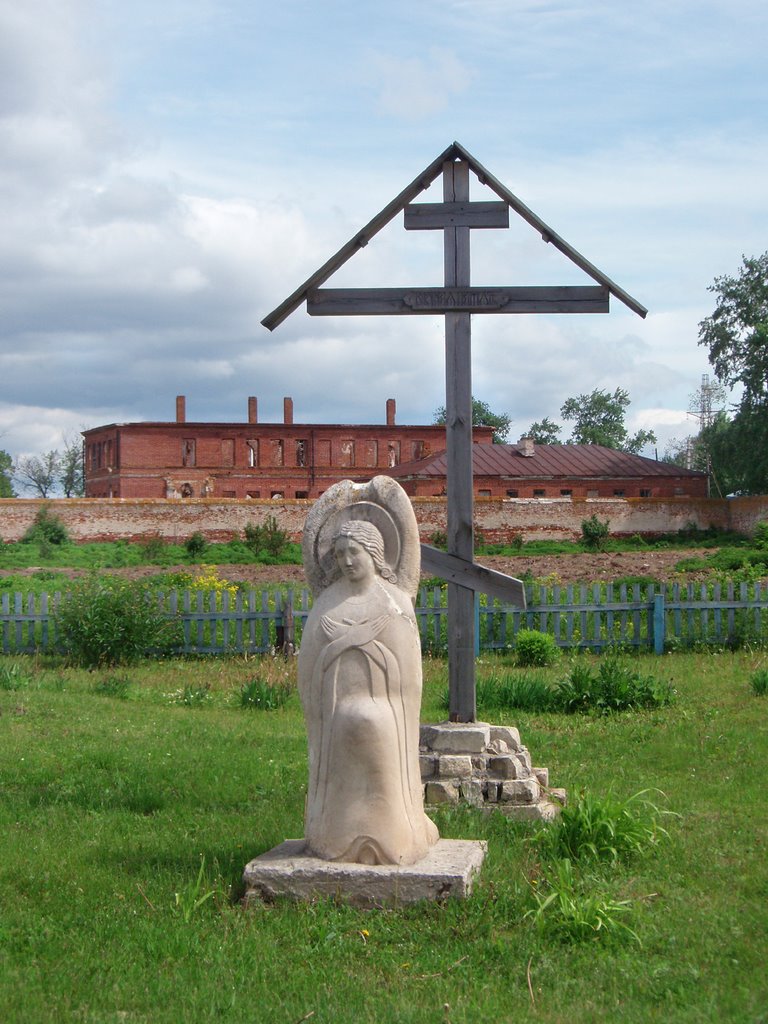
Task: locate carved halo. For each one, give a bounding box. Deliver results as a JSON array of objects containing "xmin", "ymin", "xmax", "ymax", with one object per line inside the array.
[{"xmin": 302, "ymin": 476, "xmax": 421, "ymax": 599}]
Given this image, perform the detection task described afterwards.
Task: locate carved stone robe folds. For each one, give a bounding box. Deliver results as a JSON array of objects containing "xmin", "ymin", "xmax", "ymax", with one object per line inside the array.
[{"xmin": 298, "ymin": 576, "xmax": 438, "ymax": 865}]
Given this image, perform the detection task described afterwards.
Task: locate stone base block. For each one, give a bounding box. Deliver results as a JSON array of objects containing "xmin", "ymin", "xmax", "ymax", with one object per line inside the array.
[
  {"xmin": 242, "ymin": 838, "xmax": 487, "ymax": 908},
  {"xmin": 491, "ymin": 800, "xmax": 560, "ymax": 822}
]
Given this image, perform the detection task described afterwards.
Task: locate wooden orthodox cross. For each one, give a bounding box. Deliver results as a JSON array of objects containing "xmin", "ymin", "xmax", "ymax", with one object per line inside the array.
[{"xmin": 262, "ymin": 142, "xmax": 646, "ymax": 722}]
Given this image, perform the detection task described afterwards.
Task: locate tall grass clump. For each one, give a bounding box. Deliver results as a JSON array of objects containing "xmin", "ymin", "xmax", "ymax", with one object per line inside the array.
[
  {"xmin": 535, "ymin": 789, "xmax": 672, "ymax": 864},
  {"xmin": 750, "ymin": 668, "xmax": 768, "ymax": 696},
  {"xmin": 0, "ymin": 662, "xmax": 30, "ymax": 690},
  {"xmin": 238, "ymin": 677, "xmax": 292, "ymax": 710},
  {"xmin": 55, "ymin": 576, "xmax": 181, "ymax": 668},
  {"xmin": 525, "ymin": 857, "xmax": 639, "ymax": 945},
  {"xmin": 475, "ymin": 671, "xmax": 555, "ymax": 713}
]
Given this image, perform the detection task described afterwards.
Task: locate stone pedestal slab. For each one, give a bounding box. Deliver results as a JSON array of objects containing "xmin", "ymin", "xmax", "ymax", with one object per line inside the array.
[{"xmin": 243, "ymin": 838, "xmax": 487, "ymax": 908}]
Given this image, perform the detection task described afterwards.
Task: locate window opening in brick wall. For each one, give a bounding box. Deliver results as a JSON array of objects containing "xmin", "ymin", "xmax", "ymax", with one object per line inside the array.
[
  {"xmin": 269, "ymin": 439, "xmax": 284, "ymax": 467},
  {"xmin": 613, "ymin": 489, "xmax": 625, "ymax": 497},
  {"xmin": 478, "ymin": 489, "xmax": 491, "ymax": 497},
  {"xmin": 506, "ymin": 489, "xmax": 518, "ymax": 497},
  {"xmin": 533, "ymin": 489, "xmax": 546, "ymax": 497},
  {"xmin": 587, "ymin": 489, "xmax": 599, "ymax": 498},
  {"xmin": 411, "ymin": 440, "xmax": 424, "ymax": 461},
  {"xmin": 640, "ymin": 488, "xmax": 652, "ymax": 497},
  {"xmin": 388, "ymin": 441, "xmax": 400, "ymax": 467},
  {"xmin": 296, "ymin": 439, "xmax": 307, "ymax": 467},
  {"xmin": 339, "ymin": 440, "xmax": 354, "ymax": 468},
  {"xmin": 296, "ymin": 490, "xmax": 309, "ymax": 498},
  {"xmin": 246, "ymin": 490, "xmax": 261, "ymax": 498},
  {"xmin": 247, "ymin": 440, "xmax": 258, "ymax": 468},
  {"xmin": 180, "ymin": 482, "xmax": 193, "ymax": 497},
  {"xmin": 221, "ymin": 439, "xmax": 234, "ymax": 467},
  {"xmin": 560, "ymin": 488, "xmax": 572, "ymax": 497},
  {"xmin": 182, "ymin": 439, "xmax": 196, "ymax": 467}
]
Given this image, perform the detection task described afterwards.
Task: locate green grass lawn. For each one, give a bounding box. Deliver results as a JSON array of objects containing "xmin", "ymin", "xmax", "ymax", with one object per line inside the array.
[{"xmin": 1, "ymin": 650, "xmax": 766, "ymax": 1023}]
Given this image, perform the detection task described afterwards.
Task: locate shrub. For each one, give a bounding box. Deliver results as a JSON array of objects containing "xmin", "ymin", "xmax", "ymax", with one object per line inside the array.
[
  {"xmin": 22, "ymin": 506, "xmax": 69, "ymax": 546},
  {"xmin": 184, "ymin": 532, "xmax": 208, "ymax": 559},
  {"xmin": 243, "ymin": 516, "xmax": 288, "ymax": 558},
  {"xmin": 238, "ymin": 677, "xmax": 292, "ymax": 710},
  {"xmin": 55, "ymin": 576, "xmax": 180, "ymax": 668},
  {"xmin": 581, "ymin": 513, "xmax": 610, "ymax": 551},
  {"xmin": 138, "ymin": 533, "xmax": 167, "ymax": 562},
  {"xmin": 515, "ymin": 629, "xmax": 559, "ymax": 668},
  {"xmin": 554, "ymin": 656, "xmax": 674, "ymax": 714},
  {"xmin": 428, "ymin": 530, "xmax": 447, "ymax": 550},
  {"xmin": 754, "ymin": 521, "xmax": 768, "ymax": 549},
  {"xmin": 750, "ymin": 668, "xmax": 768, "ymax": 696}
]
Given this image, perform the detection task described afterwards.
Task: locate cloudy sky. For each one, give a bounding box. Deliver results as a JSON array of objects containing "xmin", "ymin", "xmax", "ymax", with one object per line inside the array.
[{"xmin": 1, "ymin": 0, "xmax": 767, "ymax": 475}]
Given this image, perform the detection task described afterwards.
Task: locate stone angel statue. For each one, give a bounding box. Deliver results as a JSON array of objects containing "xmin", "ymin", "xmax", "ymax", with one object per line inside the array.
[{"xmin": 298, "ymin": 476, "xmax": 439, "ymax": 866}]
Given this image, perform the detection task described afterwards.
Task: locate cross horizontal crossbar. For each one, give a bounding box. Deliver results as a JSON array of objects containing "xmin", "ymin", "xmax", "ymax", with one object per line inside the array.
[
  {"xmin": 307, "ymin": 285, "xmax": 609, "ymax": 316},
  {"xmin": 420, "ymin": 545, "xmax": 526, "ymax": 606},
  {"xmin": 404, "ymin": 201, "xmax": 509, "ymax": 230}
]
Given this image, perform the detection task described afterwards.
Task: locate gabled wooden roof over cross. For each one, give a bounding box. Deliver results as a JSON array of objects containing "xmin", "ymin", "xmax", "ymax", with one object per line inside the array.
[
  {"xmin": 263, "ymin": 141, "xmax": 646, "ymax": 722},
  {"xmin": 262, "ymin": 140, "xmax": 647, "ymax": 331}
]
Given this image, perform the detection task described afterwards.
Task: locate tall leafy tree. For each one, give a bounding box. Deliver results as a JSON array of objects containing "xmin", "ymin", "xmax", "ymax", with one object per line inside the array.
[
  {"xmin": 560, "ymin": 388, "xmax": 656, "ymax": 453},
  {"xmin": 698, "ymin": 252, "xmax": 768, "ymax": 494},
  {"xmin": 525, "ymin": 417, "xmax": 562, "ymax": 445},
  {"xmin": 59, "ymin": 434, "xmax": 85, "ymax": 497},
  {"xmin": 15, "ymin": 451, "xmax": 60, "ymax": 497},
  {"xmin": 0, "ymin": 450, "xmax": 15, "ymax": 497},
  {"xmin": 433, "ymin": 397, "xmax": 511, "ymax": 444}
]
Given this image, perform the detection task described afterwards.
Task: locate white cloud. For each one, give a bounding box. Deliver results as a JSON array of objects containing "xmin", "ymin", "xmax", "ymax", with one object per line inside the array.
[{"xmin": 366, "ymin": 48, "xmax": 472, "ymax": 119}]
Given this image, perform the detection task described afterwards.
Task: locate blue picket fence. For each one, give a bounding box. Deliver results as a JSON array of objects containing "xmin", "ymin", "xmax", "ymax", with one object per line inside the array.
[{"xmin": 3, "ymin": 581, "xmax": 768, "ymax": 656}]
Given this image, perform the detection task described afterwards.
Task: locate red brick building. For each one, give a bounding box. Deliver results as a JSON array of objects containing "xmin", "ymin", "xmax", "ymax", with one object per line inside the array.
[
  {"xmin": 388, "ymin": 439, "xmax": 709, "ymax": 499},
  {"xmin": 82, "ymin": 397, "xmax": 495, "ymax": 499}
]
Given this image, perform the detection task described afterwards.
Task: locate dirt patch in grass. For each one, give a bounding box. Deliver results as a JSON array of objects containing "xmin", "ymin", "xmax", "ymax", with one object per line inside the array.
[{"xmin": 0, "ymin": 548, "xmax": 719, "ymax": 586}]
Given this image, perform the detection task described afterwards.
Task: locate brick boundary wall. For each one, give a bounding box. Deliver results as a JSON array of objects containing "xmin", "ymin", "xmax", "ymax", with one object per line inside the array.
[{"xmin": 2, "ymin": 495, "xmax": 767, "ymax": 545}]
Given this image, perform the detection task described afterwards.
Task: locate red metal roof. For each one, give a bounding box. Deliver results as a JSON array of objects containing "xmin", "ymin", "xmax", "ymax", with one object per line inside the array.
[{"xmin": 389, "ymin": 443, "xmax": 707, "ymax": 480}]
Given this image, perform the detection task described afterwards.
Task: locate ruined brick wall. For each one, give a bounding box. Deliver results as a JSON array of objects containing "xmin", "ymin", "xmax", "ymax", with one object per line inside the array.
[{"xmin": 2, "ymin": 494, "xmax": 767, "ymax": 545}]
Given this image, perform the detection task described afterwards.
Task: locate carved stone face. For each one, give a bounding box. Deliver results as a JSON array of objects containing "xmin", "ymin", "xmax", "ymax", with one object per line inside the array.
[{"xmin": 334, "ymin": 537, "xmax": 376, "ymax": 584}]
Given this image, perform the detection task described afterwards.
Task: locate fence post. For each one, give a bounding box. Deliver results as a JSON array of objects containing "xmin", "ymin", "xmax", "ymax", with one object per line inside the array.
[
  {"xmin": 474, "ymin": 593, "xmax": 480, "ymax": 658},
  {"xmin": 653, "ymin": 592, "xmax": 666, "ymax": 655}
]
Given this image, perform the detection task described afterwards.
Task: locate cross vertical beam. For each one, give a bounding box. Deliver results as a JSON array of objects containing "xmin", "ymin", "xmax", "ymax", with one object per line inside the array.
[{"xmin": 443, "ymin": 159, "xmax": 476, "ymax": 722}]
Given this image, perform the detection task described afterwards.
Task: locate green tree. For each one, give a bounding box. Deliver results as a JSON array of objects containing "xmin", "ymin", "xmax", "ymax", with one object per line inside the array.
[
  {"xmin": 14, "ymin": 450, "xmax": 60, "ymax": 497},
  {"xmin": 433, "ymin": 397, "xmax": 511, "ymax": 443},
  {"xmin": 525, "ymin": 417, "xmax": 562, "ymax": 445},
  {"xmin": 698, "ymin": 253, "xmax": 768, "ymax": 494},
  {"xmin": 560, "ymin": 388, "xmax": 656, "ymax": 453},
  {"xmin": 698, "ymin": 252, "xmax": 768, "ymax": 409},
  {"xmin": 0, "ymin": 450, "xmax": 15, "ymax": 498},
  {"xmin": 58, "ymin": 434, "xmax": 84, "ymax": 497}
]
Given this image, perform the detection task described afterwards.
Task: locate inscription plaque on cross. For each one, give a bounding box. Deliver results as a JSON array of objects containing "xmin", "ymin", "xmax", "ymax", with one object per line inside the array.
[{"xmin": 262, "ymin": 142, "xmax": 646, "ymax": 722}]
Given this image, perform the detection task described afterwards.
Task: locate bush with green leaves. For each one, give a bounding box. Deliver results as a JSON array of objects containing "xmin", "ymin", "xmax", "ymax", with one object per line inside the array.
[
  {"xmin": 55, "ymin": 576, "xmax": 180, "ymax": 668},
  {"xmin": 243, "ymin": 516, "xmax": 288, "ymax": 558},
  {"xmin": 22, "ymin": 506, "xmax": 70, "ymax": 546},
  {"xmin": 184, "ymin": 531, "xmax": 208, "ymax": 559},
  {"xmin": 554, "ymin": 656, "xmax": 674, "ymax": 714},
  {"xmin": 515, "ymin": 628, "xmax": 559, "ymax": 667},
  {"xmin": 581, "ymin": 513, "xmax": 610, "ymax": 551}
]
